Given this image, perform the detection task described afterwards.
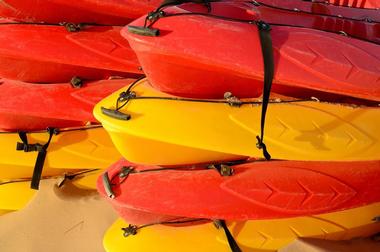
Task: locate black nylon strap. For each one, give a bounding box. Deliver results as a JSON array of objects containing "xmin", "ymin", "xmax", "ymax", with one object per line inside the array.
[
  {"xmin": 30, "ymin": 128, "xmax": 56, "ymax": 190},
  {"xmin": 215, "ymin": 220, "xmax": 242, "ymax": 252},
  {"xmin": 16, "ymin": 128, "xmax": 57, "ymax": 190},
  {"xmin": 255, "ymin": 21, "xmax": 273, "ymax": 160}
]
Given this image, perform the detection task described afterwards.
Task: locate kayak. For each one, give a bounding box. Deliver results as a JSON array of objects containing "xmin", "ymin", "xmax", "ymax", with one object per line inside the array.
[
  {"xmin": 251, "ymin": 1, "xmax": 380, "ymax": 43},
  {"xmin": 98, "ymin": 158, "xmax": 380, "ymax": 223},
  {"xmin": 104, "ymin": 203, "xmax": 380, "ymax": 252},
  {"xmin": 0, "ymin": 78, "xmax": 135, "ymax": 131},
  {"xmin": 0, "ymin": 126, "xmax": 120, "ymax": 180},
  {"xmin": 0, "ymin": 24, "xmax": 142, "ymax": 83},
  {"xmin": 124, "ymin": 1, "xmax": 380, "ymax": 102},
  {"xmin": 327, "ymin": 0, "xmax": 379, "ymax": 9},
  {"xmin": 94, "ymin": 79, "xmax": 380, "ymax": 165},
  {"xmin": 0, "ymin": 169, "xmax": 102, "ymax": 211},
  {"xmin": 258, "ymin": 0, "xmax": 380, "ymax": 22},
  {"xmin": 0, "ymin": 0, "xmax": 161, "ymax": 25}
]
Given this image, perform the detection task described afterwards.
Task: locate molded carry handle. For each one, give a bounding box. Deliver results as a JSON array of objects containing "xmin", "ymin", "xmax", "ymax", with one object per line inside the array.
[{"xmin": 101, "ymin": 107, "xmax": 131, "ymax": 121}]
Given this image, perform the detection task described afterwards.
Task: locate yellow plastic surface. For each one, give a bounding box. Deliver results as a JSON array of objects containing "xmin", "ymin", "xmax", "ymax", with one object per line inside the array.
[
  {"xmin": 104, "ymin": 203, "xmax": 380, "ymax": 252},
  {"xmin": 95, "ymin": 79, "xmax": 380, "ymax": 165},
  {"xmin": 0, "ymin": 170, "xmax": 102, "ymax": 211},
  {"xmin": 0, "ymin": 126, "xmax": 121, "ymax": 179}
]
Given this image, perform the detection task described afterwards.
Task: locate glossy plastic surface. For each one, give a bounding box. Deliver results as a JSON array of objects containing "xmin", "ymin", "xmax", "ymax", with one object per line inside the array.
[
  {"xmin": 98, "ymin": 158, "xmax": 380, "ymax": 223},
  {"xmin": 124, "ymin": 1, "xmax": 380, "ymax": 101},
  {"xmin": 94, "ymin": 79, "xmax": 380, "ymax": 164},
  {"xmin": 259, "ymin": 0, "xmax": 380, "ymax": 22},
  {"xmin": 0, "ymin": 24, "xmax": 142, "ymax": 83},
  {"xmin": 0, "ymin": 0, "xmax": 161, "ymax": 25},
  {"xmin": 0, "ymin": 126, "xmax": 121, "ymax": 179},
  {"xmin": 104, "ymin": 203, "xmax": 380, "ymax": 252},
  {"xmin": 0, "ymin": 78, "xmax": 134, "ymax": 131}
]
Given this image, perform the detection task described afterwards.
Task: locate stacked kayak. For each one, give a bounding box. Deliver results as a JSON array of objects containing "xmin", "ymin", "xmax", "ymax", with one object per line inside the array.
[
  {"xmin": 93, "ymin": 1, "xmax": 380, "ymax": 251},
  {"xmin": 0, "ymin": 0, "xmax": 162, "ymax": 25},
  {"xmin": 0, "ymin": 0, "xmax": 156, "ymax": 214},
  {"xmin": 0, "ymin": 0, "xmax": 379, "ymax": 251},
  {"xmin": 327, "ymin": 0, "xmax": 379, "ymax": 9},
  {"xmin": 94, "ymin": 79, "xmax": 380, "ymax": 164},
  {"xmin": 124, "ymin": 1, "xmax": 380, "ymax": 101},
  {"xmin": 258, "ymin": 0, "xmax": 380, "ymax": 21},
  {"xmin": 0, "ymin": 24, "xmax": 143, "ymax": 83},
  {"xmin": 105, "ymin": 202, "xmax": 380, "ymax": 252},
  {"xmin": 0, "ymin": 78, "xmax": 134, "ymax": 131}
]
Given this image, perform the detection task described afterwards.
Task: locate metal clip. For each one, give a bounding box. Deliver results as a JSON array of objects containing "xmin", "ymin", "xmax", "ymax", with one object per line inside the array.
[
  {"xmin": 119, "ymin": 91, "xmax": 136, "ymax": 102},
  {"xmin": 208, "ymin": 164, "xmax": 234, "ymax": 177},
  {"xmin": 224, "ymin": 92, "xmax": 242, "ymax": 107},
  {"xmin": 70, "ymin": 76, "xmax": 83, "ymax": 88},
  {"xmin": 122, "ymin": 225, "xmax": 138, "ymax": 237},
  {"xmin": 147, "ymin": 10, "xmax": 165, "ymax": 23},
  {"xmin": 63, "ymin": 23, "xmax": 82, "ymax": 32},
  {"xmin": 255, "ymin": 20, "xmax": 271, "ymax": 31},
  {"xmin": 119, "ymin": 166, "xmax": 135, "ymax": 178},
  {"xmin": 251, "ymin": 0, "xmax": 260, "ymax": 6}
]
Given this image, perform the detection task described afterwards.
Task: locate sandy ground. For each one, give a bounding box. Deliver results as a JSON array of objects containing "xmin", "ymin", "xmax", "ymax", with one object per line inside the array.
[{"xmin": 0, "ymin": 179, "xmax": 117, "ymax": 252}]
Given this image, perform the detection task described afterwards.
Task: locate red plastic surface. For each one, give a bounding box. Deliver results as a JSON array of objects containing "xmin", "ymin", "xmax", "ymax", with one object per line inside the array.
[
  {"xmin": 327, "ymin": 0, "xmax": 379, "ymax": 9},
  {"xmin": 0, "ymin": 78, "xmax": 134, "ymax": 131},
  {"xmin": 124, "ymin": 1, "xmax": 380, "ymax": 102},
  {"xmin": 0, "ymin": 24, "xmax": 143, "ymax": 83},
  {"xmin": 254, "ymin": 1, "xmax": 380, "ymax": 42},
  {"xmin": 98, "ymin": 159, "xmax": 380, "ymax": 224},
  {"xmin": 0, "ymin": 0, "xmax": 161, "ymax": 25},
  {"xmin": 259, "ymin": 0, "xmax": 380, "ymax": 22}
]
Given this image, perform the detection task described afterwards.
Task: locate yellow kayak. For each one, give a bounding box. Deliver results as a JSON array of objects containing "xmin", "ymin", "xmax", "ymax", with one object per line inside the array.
[
  {"xmin": 0, "ymin": 125, "xmax": 121, "ymax": 179},
  {"xmin": 0, "ymin": 169, "xmax": 102, "ymax": 211},
  {"xmin": 94, "ymin": 78, "xmax": 380, "ymax": 165},
  {"xmin": 104, "ymin": 203, "xmax": 380, "ymax": 252}
]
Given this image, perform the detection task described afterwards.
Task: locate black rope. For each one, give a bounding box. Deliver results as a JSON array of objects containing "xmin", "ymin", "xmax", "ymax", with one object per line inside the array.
[
  {"xmin": 253, "ymin": 0, "xmax": 380, "ymax": 23},
  {"xmin": 122, "ymin": 218, "xmax": 208, "ymax": 237},
  {"xmin": 137, "ymin": 2, "xmax": 379, "ymax": 45},
  {"xmin": 0, "ymin": 169, "xmax": 99, "ymax": 186},
  {"xmin": 121, "ymin": 218, "xmax": 242, "ymax": 252},
  {"xmin": 307, "ymin": 0, "xmax": 380, "ymax": 10}
]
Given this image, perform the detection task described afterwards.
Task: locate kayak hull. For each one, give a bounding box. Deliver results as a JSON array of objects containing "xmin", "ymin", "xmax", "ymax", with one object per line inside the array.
[
  {"xmin": 94, "ymin": 79, "xmax": 380, "ymax": 164},
  {"xmin": 124, "ymin": 2, "xmax": 380, "ymax": 102},
  {"xmin": 327, "ymin": 0, "xmax": 379, "ymax": 9},
  {"xmin": 0, "ymin": 24, "xmax": 142, "ymax": 83},
  {"xmin": 0, "ymin": 0, "xmax": 161, "ymax": 25},
  {"xmin": 0, "ymin": 78, "xmax": 134, "ymax": 131},
  {"xmin": 104, "ymin": 203, "xmax": 380, "ymax": 252},
  {"xmin": 259, "ymin": 0, "xmax": 380, "ymax": 22},
  {"xmin": 0, "ymin": 126, "xmax": 121, "ymax": 179},
  {"xmin": 98, "ymin": 159, "xmax": 380, "ymax": 222}
]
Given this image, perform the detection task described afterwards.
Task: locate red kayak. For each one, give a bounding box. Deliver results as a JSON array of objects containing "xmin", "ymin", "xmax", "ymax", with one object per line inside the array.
[
  {"xmin": 250, "ymin": 1, "xmax": 379, "ymax": 43},
  {"xmin": 0, "ymin": 78, "xmax": 134, "ymax": 131},
  {"xmin": 98, "ymin": 159, "xmax": 380, "ymax": 224},
  {"xmin": 258, "ymin": 0, "xmax": 380, "ymax": 22},
  {"xmin": 0, "ymin": 0, "xmax": 161, "ymax": 25},
  {"xmin": 124, "ymin": 1, "xmax": 380, "ymax": 102},
  {"xmin": 0, "ymin": 24, "xmax": 143, "ymax": 83},
  {"xmin": 327, "ymin": 0, "xmax": 379, "ymax": 9}
]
